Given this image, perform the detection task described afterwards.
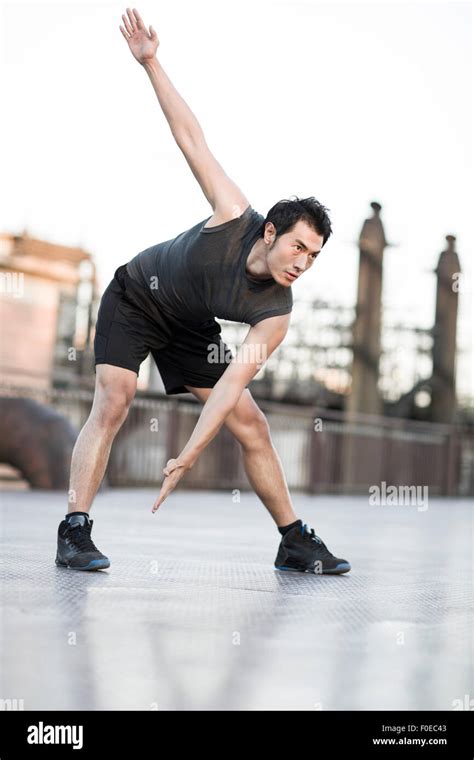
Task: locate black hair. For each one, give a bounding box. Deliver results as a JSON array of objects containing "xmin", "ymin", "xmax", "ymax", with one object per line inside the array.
[{"xmin": 261, "ymin": 195, "xmax": 333, "ymax": 247}]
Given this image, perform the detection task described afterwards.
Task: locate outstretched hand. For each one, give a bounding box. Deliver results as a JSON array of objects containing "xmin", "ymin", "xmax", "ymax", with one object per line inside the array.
[
  {"xmin": 119, "ymin": 7, "xmax": 159, "ymax": 65},
  {"xmin": 151, "ymin": 458, "xmax": 189, "ymax": 513}
]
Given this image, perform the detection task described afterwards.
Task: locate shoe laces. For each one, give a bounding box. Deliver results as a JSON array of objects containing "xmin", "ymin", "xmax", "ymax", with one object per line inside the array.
[
  {"xmin": 301, "ymin": 523, "xmax": 333, "ymax": 557},
  {"xmin": 66, "ymin": 522, "xmax": 98, "ymax": 553}
]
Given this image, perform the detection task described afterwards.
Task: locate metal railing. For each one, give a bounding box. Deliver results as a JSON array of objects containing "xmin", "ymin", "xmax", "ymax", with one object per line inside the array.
[{"xmin": 0, "ymin": 384, "xmax": 472, "ymax": 495}]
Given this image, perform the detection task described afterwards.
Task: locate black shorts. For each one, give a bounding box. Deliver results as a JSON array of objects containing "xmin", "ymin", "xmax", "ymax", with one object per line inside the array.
[{"xmin": 93, "ymin": 264, "xmax": 234, "ymax": 395}]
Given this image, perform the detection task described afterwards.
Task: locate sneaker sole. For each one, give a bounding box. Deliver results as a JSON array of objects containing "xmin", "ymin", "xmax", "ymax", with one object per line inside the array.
[
  {"xmin": 275, "ymin": 562, "xmax": 351, "ymax": 575},
  {"xmin": 55, "ymin": 558, "xmax": 110, "ymax": 571}
]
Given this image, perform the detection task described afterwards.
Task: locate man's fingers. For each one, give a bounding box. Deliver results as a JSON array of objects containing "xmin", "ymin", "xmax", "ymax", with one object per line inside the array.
[
  {"xmin": 151, "ymin": 476, "xmax": 178, "ymax": 512},
  {"xmin": 132, "ymin": 7, "xmax": 146, "ymax": 31},
  {"xmin": 152, "ymin": 485, "xmax": 170, "ymax": 512},
  {"xmin": 126, "ymin": 8, "xmax": 137, "ymax": 31},
  {"xmin": 122, "ymin": 11, "xmax": 134, "ymax": 35},
  {"xmin": 151, "ymin": 463, "xmax": 186, "ymax": 513},
  {"xmin": 163, "ymin": 462, "xmax": 184, "ymax": 477},
  {"xmin": 152, "ymin": 488, "xmax": 166, "ymax": 512},
  {"xmin": 122, "ymin": 15, "xmax": 133, "ymax": 36},
  {"xmin": 119, "ymin": 25, "xmax": 129, "ymax": 39}
]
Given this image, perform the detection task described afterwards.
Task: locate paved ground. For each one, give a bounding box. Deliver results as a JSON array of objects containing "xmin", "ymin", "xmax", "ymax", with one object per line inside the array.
[{"xmin": 0, "ymin": 489, "xmax": 472, "ymax": 711}]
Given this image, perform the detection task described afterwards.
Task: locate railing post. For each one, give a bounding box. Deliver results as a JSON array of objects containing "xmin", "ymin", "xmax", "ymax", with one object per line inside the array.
[{"xmin": 444, "ymin": 429, "xmax": 459, "ymax": 497}]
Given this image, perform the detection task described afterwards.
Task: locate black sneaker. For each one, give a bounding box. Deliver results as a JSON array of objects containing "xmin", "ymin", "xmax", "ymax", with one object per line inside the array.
[
  {"xmin": 55, "ymin": 513, "xmax": 110, "ymax": 571},
  {"xmin": 274, "ymin": 522, "xmax": 351, "ymax": 575}
]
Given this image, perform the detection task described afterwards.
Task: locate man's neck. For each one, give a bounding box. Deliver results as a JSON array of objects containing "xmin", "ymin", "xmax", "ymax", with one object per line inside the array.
[{"xmin": 246, "ymin": 238, "xmax": 273, "ymax": 280}]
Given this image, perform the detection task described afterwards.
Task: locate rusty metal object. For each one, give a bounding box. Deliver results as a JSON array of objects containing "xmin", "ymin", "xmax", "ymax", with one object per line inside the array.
[{"xmin": 0, "ymin": 397, "xmax": 77, "ymax": 489}]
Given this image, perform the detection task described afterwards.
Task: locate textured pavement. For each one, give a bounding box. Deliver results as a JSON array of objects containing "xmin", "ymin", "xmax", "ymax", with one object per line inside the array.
[{"xmin": 0, "ymin": 489, "xmax": 472, "ymax": 711}]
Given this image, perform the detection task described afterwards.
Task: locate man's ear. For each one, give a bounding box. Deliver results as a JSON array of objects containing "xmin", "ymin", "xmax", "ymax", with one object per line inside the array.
[{"xmin": 264, "ymin": 221, "xmax": 277, "ymax": 245}]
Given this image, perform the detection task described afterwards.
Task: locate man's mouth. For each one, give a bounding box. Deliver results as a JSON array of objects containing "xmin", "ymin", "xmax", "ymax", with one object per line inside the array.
[{"xmin": 285, "ymin": 271, "xmax": 299, "ymax": 281}]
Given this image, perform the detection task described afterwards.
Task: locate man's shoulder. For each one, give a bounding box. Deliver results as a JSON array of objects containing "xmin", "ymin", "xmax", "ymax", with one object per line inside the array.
[{"xmin": 200, "ymin": 204, "xmax": 263, "ymax": 233}]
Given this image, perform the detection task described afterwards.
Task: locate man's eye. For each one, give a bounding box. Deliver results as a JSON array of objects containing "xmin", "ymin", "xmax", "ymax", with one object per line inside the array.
[{"xmin": 294, "ymin": 245, "xmax": 302, "ymax": 251}]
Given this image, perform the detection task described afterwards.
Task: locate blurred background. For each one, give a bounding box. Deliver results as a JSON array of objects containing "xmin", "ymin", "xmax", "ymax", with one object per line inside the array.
[{"xmin": 0, "ymin": 0, "xmax": 472, "ymax": 495}]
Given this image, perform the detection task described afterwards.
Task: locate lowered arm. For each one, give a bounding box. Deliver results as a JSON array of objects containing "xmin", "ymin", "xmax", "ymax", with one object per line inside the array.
[
  {"xmin": 179, "ymin": 313, "xmax": 290, "ymax": 464},
  {"xmin": 151, "ymin": 313, "xmax": 291, "ymax": 511}
]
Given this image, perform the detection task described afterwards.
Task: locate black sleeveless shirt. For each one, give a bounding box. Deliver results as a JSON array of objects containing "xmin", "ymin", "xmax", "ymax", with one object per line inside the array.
[{"xmin": 126, "ymin": 204, "xmax": 292, "ymax": 327}]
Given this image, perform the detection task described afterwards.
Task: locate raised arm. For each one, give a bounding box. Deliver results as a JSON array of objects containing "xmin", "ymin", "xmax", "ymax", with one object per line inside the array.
[
  {"xmin": 151, "ymin": 313, "xmax": 291, "ymax": 512},
  {"xmin": 120, "ymin": 7, "xmax": 249, "ymax": 223}
]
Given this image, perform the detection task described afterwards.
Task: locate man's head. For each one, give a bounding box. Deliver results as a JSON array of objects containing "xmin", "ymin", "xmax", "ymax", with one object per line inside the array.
[{"xmin": 260, "ymin": 196, "xmax": 332, "ymax": 286}]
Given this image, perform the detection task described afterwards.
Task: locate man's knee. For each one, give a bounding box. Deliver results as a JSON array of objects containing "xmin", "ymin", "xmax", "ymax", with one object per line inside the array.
[
  {"xmin": 92, "ymin": 366, "xmax": 137, "ymax": 428},
  {"xmin": 93, "ymin": 387, "xmax": 134, "ymax": 429},
  {"xmin": 231, "ymin": 407, "xmax": 272, "ymax": 448}
]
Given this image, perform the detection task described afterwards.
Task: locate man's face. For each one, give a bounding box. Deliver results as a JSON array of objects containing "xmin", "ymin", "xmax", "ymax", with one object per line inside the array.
[{"xmin": 265, "ymin": 220, "xmax": 324, "ymax": 286}]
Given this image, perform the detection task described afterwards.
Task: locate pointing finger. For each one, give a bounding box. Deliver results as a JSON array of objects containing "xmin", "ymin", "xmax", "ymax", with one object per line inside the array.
[{"xmin": 152, "ymin": 486, "xmax": 169, "ymax": 512}]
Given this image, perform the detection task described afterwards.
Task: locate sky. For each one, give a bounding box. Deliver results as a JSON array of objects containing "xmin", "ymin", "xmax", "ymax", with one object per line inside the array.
[{"xmin": 1, "ymin": 0, "xmax": 472, "ymax": 401}]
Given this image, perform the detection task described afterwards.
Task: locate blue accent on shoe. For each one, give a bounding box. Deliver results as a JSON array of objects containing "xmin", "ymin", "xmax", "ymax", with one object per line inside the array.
[
  {"xmin": 323, "ymin": 562, "xmax": 351, "ymax": 574},
  {"xmin": 58, "ymin": 558, "xmax": 110, "ymax": 571},
  {"xmin": 81, "ymin": 559, "xmax": 110, "ymax": 570}
]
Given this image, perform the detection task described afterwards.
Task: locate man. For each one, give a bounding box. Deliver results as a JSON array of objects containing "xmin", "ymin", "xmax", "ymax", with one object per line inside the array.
[{"xmin": 55, "ymin": 7, "xmax": 351, "ymax": 576}]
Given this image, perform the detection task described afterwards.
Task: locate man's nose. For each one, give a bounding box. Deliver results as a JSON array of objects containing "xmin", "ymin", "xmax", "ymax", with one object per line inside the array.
[{"xmin": 293, "ymin": 254, "xmax": 307, "ymax": 271}]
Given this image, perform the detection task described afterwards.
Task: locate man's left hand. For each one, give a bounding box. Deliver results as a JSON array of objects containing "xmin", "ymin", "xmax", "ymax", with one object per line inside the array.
[{"xmin": 151, "ymin": 457, "xmax": 191, "ymax": 513}]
